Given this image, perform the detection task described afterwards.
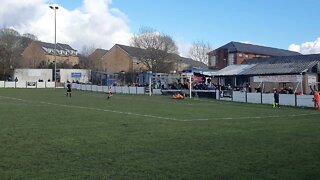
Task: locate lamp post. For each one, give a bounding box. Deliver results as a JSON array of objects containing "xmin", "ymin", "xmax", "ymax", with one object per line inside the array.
[
  {"xmin": 131, "ymin": 60, "xmax": 134, "ymax": 85},
  {"xmin": 49, "ymin": 5, "xmax": 58, "ymax": 87},
  {"xmin": 121, "ymin": 71, "xmax": 126, "ymax": 85},
  {"xmin": 131, "ymin": 60, "xmax": 140, "ymax": 85}
]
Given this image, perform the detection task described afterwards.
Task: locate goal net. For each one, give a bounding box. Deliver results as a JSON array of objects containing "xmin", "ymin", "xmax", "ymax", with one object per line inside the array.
[{"xmin": 149, "ymin": 73, "xmax": 216, "ymax": 99}]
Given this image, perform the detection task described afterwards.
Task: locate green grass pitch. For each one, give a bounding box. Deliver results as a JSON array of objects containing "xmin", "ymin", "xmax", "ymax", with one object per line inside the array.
[{"xmin": 0, "ymin": 88, "xmax": 320, "ymax": 179}]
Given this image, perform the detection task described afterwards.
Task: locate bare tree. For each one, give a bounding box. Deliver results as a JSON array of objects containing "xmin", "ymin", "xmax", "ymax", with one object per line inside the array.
[
  {"xmin": 19, "ymin": 33, "xmax": 42, "ymax": 68},
  {"xmin": 20, "ymin": 33, "xmax": 38, "ymax": 49},
  {"xmin": 0, "ymin": 28, "xmax": 24, "ymax": 80},
  {"xmin": 188, "ymin": 40, "xmax": 212, "ymax": 65},
  {"xmin": 0, "ymin": 28, "xmax": 39, "ymax": 74},
  {"xmin": 0, "ymin": 44, "xmax": 10, "ymax": 79},
  {"xmin": 131, "ymin": 27, "xmax": 178, "ymax": 73},
  {"xmin": 78, "ymin": 45, "xmax": 96, "ymax": 69}
]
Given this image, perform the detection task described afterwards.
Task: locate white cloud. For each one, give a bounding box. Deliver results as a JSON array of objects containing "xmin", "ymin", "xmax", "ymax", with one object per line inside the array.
[
  {"xmin": 288, "ymin": 44, "xmax": 300, "ymax": 53},
  {"xmin": 240, "ymin": 41, "xmax": 253, "ymax": 44},
  {"xmin": 176, "ymin": 40, "xmax": 192, "ymax": 58},
  {"xmin": 0, "ymin": 0, "xmax": 132, "ymax": 52},
  {"xmin": 288, "ymin": 38, "xmax": 320, "ymax": 54},
  {"xmin": 0, "ymin": 0, "xmax": 46, "ymax": 27}
]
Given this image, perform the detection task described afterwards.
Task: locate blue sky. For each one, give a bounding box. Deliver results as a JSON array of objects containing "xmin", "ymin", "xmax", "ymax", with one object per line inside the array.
[
  {"xmin": 53, "ymin": 0, "xmax": 320, "ymax": 50},
  {"xmin": 3, "ymin": 0, "xmax": 318, "ymax": 54}
]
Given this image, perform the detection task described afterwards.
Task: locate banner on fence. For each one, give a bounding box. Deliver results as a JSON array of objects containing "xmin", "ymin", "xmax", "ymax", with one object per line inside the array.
[
  {"xmin": 253, "ymin": 75, "xmax": 302, "ymax": 82},
  {"xmin": 27, "ymin": 82, "xmax": 36, "ymax": 86},
  {"xmin": 71, "ymin": 72, "xmax": 82, "ymax": 78}
]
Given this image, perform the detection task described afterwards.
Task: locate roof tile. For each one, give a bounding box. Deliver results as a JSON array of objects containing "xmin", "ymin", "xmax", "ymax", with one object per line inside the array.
[{"xmin": 209, "ymin": 41, "xmax": 301, "ymax": 56}]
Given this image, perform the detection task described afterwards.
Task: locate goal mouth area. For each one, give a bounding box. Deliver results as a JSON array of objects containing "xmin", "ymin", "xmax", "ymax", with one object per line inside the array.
[{"xmin": 161, "ymin": 89, "xmax": 216, "ymax": 98}]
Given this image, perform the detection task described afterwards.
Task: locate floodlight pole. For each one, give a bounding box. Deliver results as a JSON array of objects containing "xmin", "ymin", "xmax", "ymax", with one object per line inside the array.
[{"xmin": 50, "ymin": 5, "xmax": 58, "ymax": 87}]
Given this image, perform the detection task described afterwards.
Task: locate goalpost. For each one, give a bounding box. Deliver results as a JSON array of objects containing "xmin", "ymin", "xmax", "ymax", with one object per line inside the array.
[
  {"xmin": 148, "ymin": 73, "xmax": 193, "ymax": 98},
  {"xmin": 149, "ymin": 76, "xmax": 152, "ymax": 96},
  {"xmin": 148, "ymin": 73, "xmax": 216, "ymax": 99}
]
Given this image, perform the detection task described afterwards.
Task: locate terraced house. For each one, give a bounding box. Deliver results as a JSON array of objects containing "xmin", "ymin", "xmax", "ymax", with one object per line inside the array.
[
  {"xmin": 22, "ymin": 41, "xmax": 79, "ymax": 68},
  {"xmin": 100, "ymin": 44, "xmax": 207, "ymax": 74},
  {"xmin": 88, "ymin": 48, "xmax": 108, "ymax": 71}
]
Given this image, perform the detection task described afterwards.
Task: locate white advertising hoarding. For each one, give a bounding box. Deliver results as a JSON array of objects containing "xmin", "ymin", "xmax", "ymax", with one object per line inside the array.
[
  {"xmin": 14, "ymin": 69, "xmax": 52, "ymax": 82},
  {"xmin": 253, "ymin": 75, "xmax": 302, "ymax": 82},
  {"xmin": 59, "ymin": 69, "xmax": 91, "ymax": 83}
]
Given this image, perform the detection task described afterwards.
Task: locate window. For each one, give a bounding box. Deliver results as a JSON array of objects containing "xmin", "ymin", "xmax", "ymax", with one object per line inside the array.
[
  {"xmin": 210, "ymin": 55, "xmax": 216, "ymax": 66},
  {"xmin": 43, "ymin": 47, "xmax": 48, "ymax": 53},
  {"xmin": 239, "ymin": 53, "xmax": 243, "ymax": 57},
  {"xmin": 228, "ymin": 53, "xmax": 234, "ymax": 65},
  {"xmin": 245, "ymin": 54, "xmax": 249, "ymax": 58}
]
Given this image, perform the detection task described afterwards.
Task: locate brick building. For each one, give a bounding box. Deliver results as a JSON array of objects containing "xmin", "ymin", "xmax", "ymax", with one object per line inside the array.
[
  {"xmin": 22, "ymin": 41, "xmax": 79, "ymax": 68},
  {"xmin": 213, "ymin": 54, "xmax": 320, "ymax": 94},
  {"xmin": 100, "ymin": 44, "xmax": 206, "ymax": 74},
  {"xmin": 88, "ymin": 48, "xmax": 108, "ymax": 71},
  {"xmin": 207, "ymin": 41, "xmax": 300, "ymax": 70}
]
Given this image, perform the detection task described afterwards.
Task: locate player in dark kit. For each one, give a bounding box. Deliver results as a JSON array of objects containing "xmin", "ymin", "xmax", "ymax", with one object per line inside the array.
[
  {"xmin": 273, "ymin": 88, "xmax": 279, "ymax": 108},
  {"xmin": 107, "ymin": 86, "xmax": 112, "ymax": 99},
  {"xmin": 66, "ymin": 83, "xmax": 72, "ymax": 97}
]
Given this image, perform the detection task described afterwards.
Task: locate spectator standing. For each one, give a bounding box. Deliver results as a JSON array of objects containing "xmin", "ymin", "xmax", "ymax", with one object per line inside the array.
[{"xmin": 273, "ymin": 89, "xmax": 280, "ymax": 108}]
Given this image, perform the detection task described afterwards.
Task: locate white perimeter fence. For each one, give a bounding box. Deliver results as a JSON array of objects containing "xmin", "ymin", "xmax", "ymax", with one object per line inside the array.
[
  {"xmin": 219, "ymin": 90, "xmax": 315, "ymax": 108},
  {"xmin": 73, "ymin": 84, "xmax": 315, "ymax": 108},
  {"xmin": 1, "ymin": 81, "xmax": 315, "ymax": 108},
  {"xmin": 0, "ymin": 81, "xmax": 56, "ymax": 88},
  {"xmin": 71, "ymin": 83, "xmax": 146, "ymax": 95}
]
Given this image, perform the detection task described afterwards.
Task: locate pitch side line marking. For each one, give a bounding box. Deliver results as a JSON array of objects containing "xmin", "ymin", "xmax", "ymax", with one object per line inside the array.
[
  {"xmin": 0, "ymin": 102, "xmax": 50, "ymax": 107},
  {"xmin": 0, "ymin": 96, "xmax": 319, "ymax": 122},
  {"xmin": 189, "ymin": 113, "xmax": 320, "ymax": 121},
  {"xmin": 0, "ymin": 96, "xmax": 181, "ymax": 121}
]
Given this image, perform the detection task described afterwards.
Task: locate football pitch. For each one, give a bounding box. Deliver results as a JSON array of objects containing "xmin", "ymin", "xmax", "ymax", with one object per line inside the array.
[{"xmin": 0, "ymin": 88, "xmax": 320, "ymax": 179}]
